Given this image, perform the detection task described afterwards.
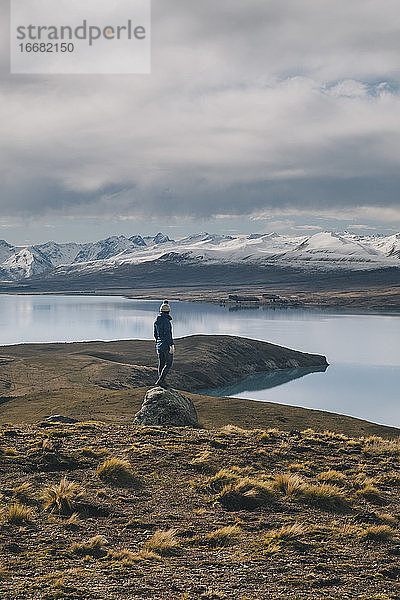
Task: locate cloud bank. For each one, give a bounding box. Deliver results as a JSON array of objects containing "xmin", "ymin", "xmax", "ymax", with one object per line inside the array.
[{"xmin": 1, "ymin": 0, "xmax": 400, "ymax": 227}]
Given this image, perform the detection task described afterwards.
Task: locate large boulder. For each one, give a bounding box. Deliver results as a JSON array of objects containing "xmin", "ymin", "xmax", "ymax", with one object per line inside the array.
[{"xmin": 134, "ymin": 387, "xmax": 199, "ymax": 427}]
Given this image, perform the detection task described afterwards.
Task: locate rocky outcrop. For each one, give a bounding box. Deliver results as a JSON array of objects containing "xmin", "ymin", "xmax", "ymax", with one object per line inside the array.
[
  {"xmin": 134, "ymin": 387, "xmax": 199, "ymax": 427},
  {"xmin": 44, "ymin": 415, "xmax": 79, "ymax": 424}
]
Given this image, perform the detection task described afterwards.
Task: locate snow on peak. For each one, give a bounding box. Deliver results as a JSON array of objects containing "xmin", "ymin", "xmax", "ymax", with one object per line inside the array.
[
  {"xmin": 295, "ymin": 231, "xmax": 378, "ymax": 256},
  {"xmin": 2, "ymin": 247, "xmax": 52, "ymax": 279},
  {"xmin": 153, "ymin": 232, "xmax": 172, "ymax": 244},
  {"xmin": 0, "ymin": 231, "xmax": 400, "ymax": 281},
  {"xmin": 129, "ymin": 235, "xmax": 146, "ymax": 247}
]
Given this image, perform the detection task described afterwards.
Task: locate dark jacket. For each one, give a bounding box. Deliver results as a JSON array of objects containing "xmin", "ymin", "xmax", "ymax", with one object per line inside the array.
[{"xmin": 154, "ymin": 313, "xmax": 173, "ymax": 351}]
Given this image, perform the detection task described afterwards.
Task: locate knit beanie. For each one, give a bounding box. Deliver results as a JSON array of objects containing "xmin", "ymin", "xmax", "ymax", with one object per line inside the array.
[{"xmin": 160, "ymin": 300, "xmax": 170, "ymax": 313}]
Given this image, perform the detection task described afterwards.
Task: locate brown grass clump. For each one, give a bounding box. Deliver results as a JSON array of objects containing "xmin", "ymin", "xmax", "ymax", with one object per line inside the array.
[
  {"xmin": 322, "ymin": 430, "xmax": 349, "ymax": 441},
  {"xmin": 263, "ymin": 523, "xmax": 310, "ymax": 551},
  {"xmin": 143, "ymin": 529, "xmax": 181, "ymax": 556},
  {"xmin": 351, "ymin": 473, "xmax": 378, "ymax": 489},
  {"xmin": 220, "ymin": 424, "xmax": 250, "ymax": 436},
  {"xmin": 363, "ymin": 438, "xmax": 400, "ymax": 457},
  {"xmin": 214, "ymin": 477, "xmax": 276, "ymax": 511},
  {"xmin": 265, "ymin": 522, "xmax": 309, "ymax": 542},
  {"xmin": 376, "ymin": 513, "xmax": 398, "ymax": 527},
  {"xmin": 360, "ymin": 525, "xmax": 396, "ymax": 542},
  {"xmin": 301, "ymin": 428, "xmax": 316, "ymax": 436},
  {"xmin": 287, "ymin": 462, "xmax": 312, "ymax": 474},
  {"xmin": 63, "ymin": 512, "xmax": 81, "ymax": 530},
  {"xmin": 78, "ymin": 447, "xmax": 108, "ymax": 459},
  {"xmin": 6, "ymin": 502, "xmax": 32, "ymax": 524},
  {"xmin": 96, "ymin": 457, "xmax": 140, "ymax": 487},
  {"xmin": 13, "ymin": 481, "xmax": 35, "ymax": 504},
  {"xmin": 317, "ymin": 470, "xmax": 347, "ymax": 484},
  {"xmin": 71, "ymin": 535, "xmax": 108, "ymax": 558},
  {"xmin": 109, "ymin": 549, "xmax": 161, "ymax": 563},
  {"xmin": 42, "ymin": 477, "xmax": 84, "ymax": 515},
  {"xmin": 300, "ymin": 483, "xmax": 349, "ymax": 511},
  {"xmin": 363, "ymin": 435, "xmax": 385, "ymax": 444},
  {"xmin": 355, "ymin": 485, "xmax": 385, "ymax": 505},
  {"xmin": 257, "ymin": 431, "xmax": 274, "ymax": 443},
  {"xmin": 201, "ymin": 468, "xmax": 241, "ymax": 493},
  {"xmin": 190, "ymin": 451, "xmax": 215, "ymax": 473},
  {"xmin": 203, "ymin": 525, "xmax": 241, "ymax": 548},
  {"xmin": 133, "ymin": 549, "xmax": 162, "ymax": 562},
  {"xmin": 273, "ymin": 473, "xmax": 305, "ymax": 496},
  {"xmin": 2, "ymin": 447, "xmax": 18, "ymax": 456},
  {"xmin": 346, "ymin": 439, "xmax": 362, "ymax": 449}
]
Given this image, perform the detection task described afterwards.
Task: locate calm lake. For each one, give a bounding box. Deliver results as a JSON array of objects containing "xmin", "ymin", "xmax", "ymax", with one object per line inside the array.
[{"xmin": 0, "ymin": 294, "xmax": 399, "ymax": 428}]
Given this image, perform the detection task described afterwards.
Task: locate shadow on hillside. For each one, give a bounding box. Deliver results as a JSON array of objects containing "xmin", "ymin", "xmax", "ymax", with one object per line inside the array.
[{"xmin": 200, "ymin": 365, "xmax": 328, "ymax": 398}]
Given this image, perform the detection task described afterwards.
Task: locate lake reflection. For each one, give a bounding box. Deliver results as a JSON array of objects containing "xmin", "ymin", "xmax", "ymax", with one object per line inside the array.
[
  {"xmin": 0, "ymin": 295, "xmax": 399, "ymax": 427},
  {"xmin": 201, "ymin": 365, "xmax": 328, "ymax": 397}
]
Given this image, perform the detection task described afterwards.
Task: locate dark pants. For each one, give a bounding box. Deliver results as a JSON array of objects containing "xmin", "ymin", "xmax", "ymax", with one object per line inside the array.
[{"xmin": 157, "ymin": 348, "xmax": 173, "ymax": 383}]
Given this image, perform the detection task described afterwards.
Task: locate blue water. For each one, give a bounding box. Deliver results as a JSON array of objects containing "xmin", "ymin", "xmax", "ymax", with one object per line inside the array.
[{"xmin": 0, "ymin": 294, "xmax": 399, "ymax": 427}]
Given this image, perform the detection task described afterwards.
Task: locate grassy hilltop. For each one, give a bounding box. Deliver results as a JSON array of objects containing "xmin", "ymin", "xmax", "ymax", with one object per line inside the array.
[
  {"xmin": 0, "ymin": 422, "xmax": 400, "ymax": 599},
  {"xmin": 0, "ymin": 335, "xmax": 398, "ymax": 437},
  {"xmin": 1, "ymin": 335, "xmax": 400, "ymax": 599}
]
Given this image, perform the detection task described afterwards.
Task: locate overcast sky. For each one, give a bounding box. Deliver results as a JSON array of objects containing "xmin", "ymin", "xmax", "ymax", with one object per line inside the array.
[{"xmin": 1, "ymin": 0, "xmax": 400, "ymax": 244}]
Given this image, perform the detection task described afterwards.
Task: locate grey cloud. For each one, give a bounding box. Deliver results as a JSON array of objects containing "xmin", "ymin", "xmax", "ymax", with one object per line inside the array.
[{"xmin": 1, "ymin": 0, "xmax": 400, "ymax": 224}]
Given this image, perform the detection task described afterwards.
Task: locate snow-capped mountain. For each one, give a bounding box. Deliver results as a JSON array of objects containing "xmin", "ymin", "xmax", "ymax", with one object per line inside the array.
[
  {"xmin": 34, "ymin": 241, "xmax": 82, "ymax": 267},
  {"xmin": 0, "ymin": 231, "xmax": 399, "ymax": 283},
  {"xmin": 279, "ymin": 231, "xmax": 384, "ymax": 268},
  {"xmin": 1, "ymin": 247, "xmax": 53, "ymax": 279},
  {"xmin": 0, "ymin": 240, "xmax": 16, "ymax": 264},
  {"xmin": 72, "ymin": 235, "xmax": 143, "ymax": 264}
]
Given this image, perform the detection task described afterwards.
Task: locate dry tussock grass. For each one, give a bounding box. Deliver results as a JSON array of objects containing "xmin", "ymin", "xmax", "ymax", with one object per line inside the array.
[
  {"xmin": 201, "ymin": 468, "xmax": 241, "ymax": 493},
  {"xmin": 273, "ymin": 473, "xmax": 305, "ymax": 496},
  {"xmin": 360, "ymin": 525, "xmax": 396, "ymax": 542},
  {"xmin": 108, "ymin": 549, "xmax": 161, "ymax": 563},
  {"xmin": 337, "ymin": 523, "xmax": 362, "ymax": 539},
  {"xmin": 42, "ymin": 477, "xmax": 84, "ymax": 514},
  {"xmin": 13, "ymin": 481, "xmax": 35, "ymax": 504},
  {"xmin": 351, "ymin": 473, "xmax": 378, "ymax": 489},
  {"xmin": 376, "ymin": 513, "xmax": 398, "ymax": 527},
  {"xmin": 0, "ymin": 565, "xmax": 7, "ymax": 578},
  {"xmin": 190, "ymin": 451, "xmax": 216, "ymax": 473},
  {"xmin": 220, "ymin": 424, "xmax": 251, "ymax": 436},
  {"xmin": 379, "ymin": 471, "xmax": 400, "ymax": 486},
  {"xmin": 96, "ymin": 457, "xmax": 140, "ymax": 487},
  {"xmin": 144, "ymin": 529, "xmax": 181, "ymax": 556},
  {"xmin": 265, "ymin": 522, "xmax": 309, "ymax": 542},
  {"xmin": 214, "ymin": 477, "xmax": 276, "ymax": 511},
  {"xmin": 63, "ymin": 512, "xmax": 81, "ymax": 529},
  {"xmin": 6, "ymin": 502, "xmax": 32, "ymax": 524},
  {"xmin": 256, "ymin": 429, "xmax": 280, "ymax": 443},
  {"xmin": 300, "ymin": 483, "xmax": 349, "ymax": 511},
  {"xmin": 317, "ymin": 470, "xmax": 347, "ymax": 484},
  {"xmin": 203, "ymin": 525, "xmax": 241, "ymax": 548},
  {"xmin": 263, "ymin": 522, "xmax": 310, "ymax": 552},
  {"xmin": 355, "ymin": 485, "xmax": 385, "ymax": 505},
  {"xmin": 321, "ymin": 430, "xmax": 349, "ymax": 441},
  {"xmin": 362, "ymin": 437, "xmax": 400, "ymax": 457},
  {"xmin": 301, "ymin": 428, "xmax": 316, "ymax": 436},
  {"xmin": 71, "ymin": 535, "xmax": 108, "ymax": 558},
  {"xmin": 78, "ymin": 447, "xmax": 108, "ymax": 459},
  {"xmin": 346, "ymin": 439, "xmax": 362, "ymax": 448}
]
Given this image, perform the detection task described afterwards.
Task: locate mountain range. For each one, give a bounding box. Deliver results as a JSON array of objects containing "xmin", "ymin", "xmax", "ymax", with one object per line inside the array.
[{"xmin": 0, "ymin": 231, "xmax": 400, "ymax": 287}]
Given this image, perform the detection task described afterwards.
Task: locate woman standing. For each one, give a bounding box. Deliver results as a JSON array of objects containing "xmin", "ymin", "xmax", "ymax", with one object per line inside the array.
[{"xmin": 153, "ymin": 300, "xmax": 175, "ymax": 386}]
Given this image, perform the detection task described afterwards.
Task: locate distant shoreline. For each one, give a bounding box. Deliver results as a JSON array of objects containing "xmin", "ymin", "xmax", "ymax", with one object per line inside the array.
[{"xmin": 0, "ymin": 284, "xmax": 399, "ymax": 313}]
